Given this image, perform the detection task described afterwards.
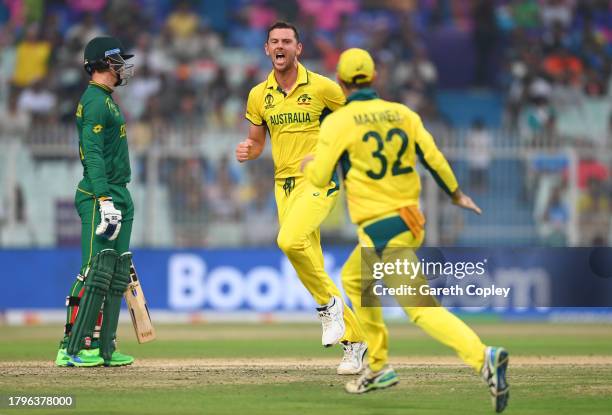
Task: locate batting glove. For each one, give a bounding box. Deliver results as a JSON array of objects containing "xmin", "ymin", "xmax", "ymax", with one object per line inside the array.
[{"xmin": 96, "ymin": 198, "xmax": 122, "ymax": 241}]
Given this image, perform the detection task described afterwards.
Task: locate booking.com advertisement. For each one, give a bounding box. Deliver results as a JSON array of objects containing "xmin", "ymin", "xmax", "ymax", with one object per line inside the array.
[{"xmin": 1, "ymin": 247, "xmax": 611, "ymax": 319}]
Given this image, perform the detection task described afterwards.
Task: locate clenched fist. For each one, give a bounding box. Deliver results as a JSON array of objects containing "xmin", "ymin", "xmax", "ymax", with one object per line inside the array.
[{"xmin": 235, "ymin": 139, "xmax": 254, "ymax": 163}]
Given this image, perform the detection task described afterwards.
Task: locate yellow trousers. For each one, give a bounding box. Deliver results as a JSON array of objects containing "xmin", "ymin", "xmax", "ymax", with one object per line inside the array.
[
  {"xmin": 275, "ymin": 176, "xmax": 364, "ymax": 343},
  {"xmin": 341, "ymin": 212, "xmax": 486, "ymax": 372}
]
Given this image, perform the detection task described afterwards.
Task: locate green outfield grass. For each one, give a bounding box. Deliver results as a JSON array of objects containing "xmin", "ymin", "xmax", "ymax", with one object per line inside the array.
[{"xmin": 1, "ymin": 322, "xmax": 611, "ymax": 414}]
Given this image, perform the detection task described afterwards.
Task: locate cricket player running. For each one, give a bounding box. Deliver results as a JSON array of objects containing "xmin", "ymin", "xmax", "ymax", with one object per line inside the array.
[
  {"xmin": 235, "ymin": 22, "xmax": 367, "ymax": 374},
  {"xmin": 55, "ymin": 36, "xmax": 136, "ymax": 367},
  {"xmin": 302, "ymin": 48, "xmax": 509, "ymax": 412}
]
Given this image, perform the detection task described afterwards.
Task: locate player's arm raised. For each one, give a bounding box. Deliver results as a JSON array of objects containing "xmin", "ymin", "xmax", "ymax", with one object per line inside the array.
[
  {"xmin": 237, "ymin": 86, "xmax": 267, "ymax": 163},
  {"xmin": 413, "ymin": 113, "xmax": 482, "ymax": 215},
  {"xmin": 236, "ymin": 123, "xmax": 266, "ymax": 163}
]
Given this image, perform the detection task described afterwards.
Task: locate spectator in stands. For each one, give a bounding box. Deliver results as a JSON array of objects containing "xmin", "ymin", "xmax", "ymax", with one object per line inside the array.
[
  {"xmin": 144, "ymin": 31, "xmax": 176, "ymax": 74},
  {"xmin": 542, "ymin": 21, "xmax": 572, "ymax": 52},
  {"xmin": 576, "ymin": 155, "xmax": 609, "ymax": 190},
  {"xmin": 466, "ymin": 118, "xmax": 492, "ymax": 192},
  {"xmin": 198, "ymin": 23, "xmax": 223, "ymax": 59},
  {"xmin": 541, "ymin": 185, "xmax": 569, "ymax": 246},
  {"xmin": 17, "ymin": 78, "xmax": 56, "ymax": 125},
  {"xmin": 511, "ymin": 0, "xmax": 540, "ymax": 30},
  {"xmin": 165, "ymin": 1, "xmax": 202, "ymax": 60},
  {"xmin": 124, "ymin": 64, "xmax": 162, "ymax": 120},
  {"xmin": 542, "ymin": 47, "xmax": 584, "ymax": 85},
  {"xmin": 66, "ymin": 0, "xmax": 107, "ymax": 14},
  {"xmin": 169, "ymin": 158, "xmax": 209, "ymax": 247},
  {"xmin": 0, "ymin": 91, "xmax": 29, "ymax": 139},
  {"xmin": 583, "ymin": 66, "xmax": 607, "ymax": 97},
  {"xmin": 334, "ymin": 13, "xmax": 366, "ymax": 51},
  {"xmin": 243, "ymin": 174, "xmax": 278, "ymax": 245},
  {"xmin": 208, "ymin": 155, "xmax": 241, "ymax": 222},
  {"xmin": 550, "ymin": 71, "xmax": 583, "ymax": 112},
  {"xmin": 578, "ymin": 178, "xmax": 610, "ymax": 245},
  {"xmin": 65, "ymin": 13, "xmax": 103, "ymax": 50},
  {"xmin": 540, "ymin": 0, "xmax": 573, "ymax": 29},
  {"xmin": 297, "ymin": 0, "xmax": 358, "ymax": 33},
  {"xmin": 176, "ymin": 89, "xmax": 203, "ymax": 129},
  {"xmin": 0, "ymin": 26, "xmax": 16, "ymax": 103},
  {"xmin": 208, "ymin": 67, "xmax": 231, "ymax": 126},
  {"xmin": 166, "ymin": 1, "xmax": 200, "ymax": 40},
  {"xmin": 394, "ymin": 46, "xmax": 438, "ymax": 97},
  {"xmin": 472, "ymin": 0, "xmax": 499, "ymax": 86},
  {"xmin": 11, "ymin": 24, "xmax": 51, "ymax": 89}
]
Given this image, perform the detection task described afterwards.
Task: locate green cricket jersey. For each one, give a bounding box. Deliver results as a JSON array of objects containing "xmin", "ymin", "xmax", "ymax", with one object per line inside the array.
[{"xmin": 76, "ymin": 81, "xmax": 131, "ymax": 198}]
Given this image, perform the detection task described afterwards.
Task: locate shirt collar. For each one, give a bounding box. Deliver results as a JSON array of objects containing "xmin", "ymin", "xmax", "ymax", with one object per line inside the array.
[
  {"xmin": 89, "ymin": 81, "xmax": 113, "ymax": 94},
  {"xmin": 266, "ymin": 62, "xmax": 309, "ymax": 93},
  {"xmin": 346, "ymin": 88, "xmax": 378, "ymax": 103}
]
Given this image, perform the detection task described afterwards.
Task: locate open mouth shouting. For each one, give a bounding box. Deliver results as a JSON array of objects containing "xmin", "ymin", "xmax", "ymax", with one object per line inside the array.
[{"xmin": 274, "ymin": 50, "xmax": 287, "ymax": 66}]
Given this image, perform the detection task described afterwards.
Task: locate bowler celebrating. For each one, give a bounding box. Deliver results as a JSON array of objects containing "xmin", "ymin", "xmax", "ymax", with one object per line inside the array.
[{"xmin": 236, "ymin": 22, "xmax": 367, "ymax": 374}]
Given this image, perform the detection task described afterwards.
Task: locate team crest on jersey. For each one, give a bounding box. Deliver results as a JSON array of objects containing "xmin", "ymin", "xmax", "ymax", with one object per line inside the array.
[
  {"xmin": 297, "ymin": 93, "xmax": 312, "ymax": 105},
  {"xmin": 105, "ymin": 97, "xmax": 120, "ymax": 117},
  {"xmin": 264, "ymin": 93, "xmax": 275, "ymax": 109}
]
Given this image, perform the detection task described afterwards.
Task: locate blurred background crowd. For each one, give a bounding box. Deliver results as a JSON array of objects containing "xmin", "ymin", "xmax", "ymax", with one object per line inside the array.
[{"xmin": 0, "ymin": 0, "xmax": 610, "ymax": 248}]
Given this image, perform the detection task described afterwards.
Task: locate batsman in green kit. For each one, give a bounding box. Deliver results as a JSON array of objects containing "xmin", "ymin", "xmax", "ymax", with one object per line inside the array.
[{"xmin": 55, "ymin": 36, "xmax": 136, "ymax": 367}]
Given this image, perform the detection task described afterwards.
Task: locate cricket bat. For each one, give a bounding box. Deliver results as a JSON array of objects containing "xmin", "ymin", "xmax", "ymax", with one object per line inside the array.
[{"xmin": 124, "ymin": 261, "xmax": 156, "ymax": 343}]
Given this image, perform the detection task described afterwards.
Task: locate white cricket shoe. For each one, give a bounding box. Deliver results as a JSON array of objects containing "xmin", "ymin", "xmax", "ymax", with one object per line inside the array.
[
  {"xmin": 337, "ymin": 341, "xmax": 368, "ymax": 375},
  {"xmin": 316, "ymin": 296, "xmax": 345, "ymax": 347},
  {"xmin": 481, "ymin": 346, "xmax": 510, "ymax": 413}
]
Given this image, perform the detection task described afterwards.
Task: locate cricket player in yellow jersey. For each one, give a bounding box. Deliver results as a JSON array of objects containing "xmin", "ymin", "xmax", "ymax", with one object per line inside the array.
[
  {"xmin": 302, "ymin": 48, "xmax": 510, "ymax": 412},
  {"xmin": 235, "ymin": 22, "xmax": 367, "ymax": 374}
]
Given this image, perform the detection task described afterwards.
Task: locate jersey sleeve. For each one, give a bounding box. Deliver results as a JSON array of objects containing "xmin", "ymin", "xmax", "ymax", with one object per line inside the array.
[
  {"xmin": 245, "ymin": 86, "xmax": 264, "ymax": 126},
  {"xmin": 304, "ymin": 113, "xmax": 349, "ymax": 188},
  {"xmin": 413, "ymin": 113, "xmax": 458, "ymax": 196},
  {"xmin": 320, "ymin": 78, "xmax": 346, "ymax": 112},
  {"xmin": 80, "ymin": 97, "xmax": 111, "ymax": 198}
]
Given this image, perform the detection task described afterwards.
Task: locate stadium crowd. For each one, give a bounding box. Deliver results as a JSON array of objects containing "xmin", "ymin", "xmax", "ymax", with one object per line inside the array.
[{"xmin": 0, "ymin": 0, "xmax": 610, "ymax": 247}]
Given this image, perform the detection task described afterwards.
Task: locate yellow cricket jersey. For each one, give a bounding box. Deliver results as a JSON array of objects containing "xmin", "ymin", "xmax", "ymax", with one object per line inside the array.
[
  {"xmin": 245, "ymin": 63, "xmax": 345, "ymax": 179},
  {"xmin": 304, "ymin": 88, "xmax": 458, "ymax": 224}
]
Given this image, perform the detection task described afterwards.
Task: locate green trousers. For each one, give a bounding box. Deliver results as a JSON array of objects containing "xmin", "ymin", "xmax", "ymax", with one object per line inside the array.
[
  {"xmin": 75, "ymin": 184, "xmax": 134, "ymax": 272},
  {"xmin": 61, "ymin": 184, "xmax": 134, "ymax": 348}
]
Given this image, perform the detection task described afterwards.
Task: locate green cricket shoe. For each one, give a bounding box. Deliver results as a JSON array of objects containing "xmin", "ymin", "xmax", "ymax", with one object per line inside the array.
[
  {"xmin": 104, "ymin": 351, "xmax": 135, "ymax": 367},
  {"xmin": 345, "ymin": 365, "xmax": 399, "ymax": 394},
  {"xmin": 67, "ymin": 348, "xmax": 105, "ymax": 367},
  {"xmin": 56, "ymin": 347, "xmax": 101, "ymax": 367},
  {"xmin": 55, "ymin": 348, "xmax": 70, "ymax": 367}
]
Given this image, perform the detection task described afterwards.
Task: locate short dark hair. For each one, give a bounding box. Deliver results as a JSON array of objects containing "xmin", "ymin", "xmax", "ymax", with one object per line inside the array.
[
  {"xmin": 339, "ymin": 78, "xmax": 372, "ymax": 90},
  {"xmin": 267, "ymin": 21, "xmax": 300, "ymax": 43}
]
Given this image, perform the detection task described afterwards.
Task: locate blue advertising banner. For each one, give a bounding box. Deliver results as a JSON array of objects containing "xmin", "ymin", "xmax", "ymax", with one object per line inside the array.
[
  {"xmin": 0, "ymin": 248, "xmax": 351, "ymax": 311},
  {"xmin": 1, "ymin": 248, "xmax": 611, "ymax": 313}
]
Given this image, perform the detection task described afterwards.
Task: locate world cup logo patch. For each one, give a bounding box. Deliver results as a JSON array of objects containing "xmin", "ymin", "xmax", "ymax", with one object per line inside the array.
[{"xmin": 264, "ymin": 93, "xmax": 275, "ymax": 109}]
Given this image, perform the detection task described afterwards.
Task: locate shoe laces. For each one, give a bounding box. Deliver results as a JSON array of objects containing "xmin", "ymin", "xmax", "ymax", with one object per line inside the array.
[
  {"xmin": 341, "ymin": 342, "xmax": 354, "ymax": 362},
  {"xmin": 318, "ymin": 308, "xmax": 333, "ymax": 330},
  {"xmin": 481, "ymin": 362, "xmax": 494, "ymax": 387}
]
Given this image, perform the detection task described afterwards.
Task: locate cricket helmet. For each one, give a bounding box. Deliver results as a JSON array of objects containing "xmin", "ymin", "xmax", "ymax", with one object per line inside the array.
[{"xmin": 83, "ymin": 36, "xmax": 134, "ymax": 85}]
